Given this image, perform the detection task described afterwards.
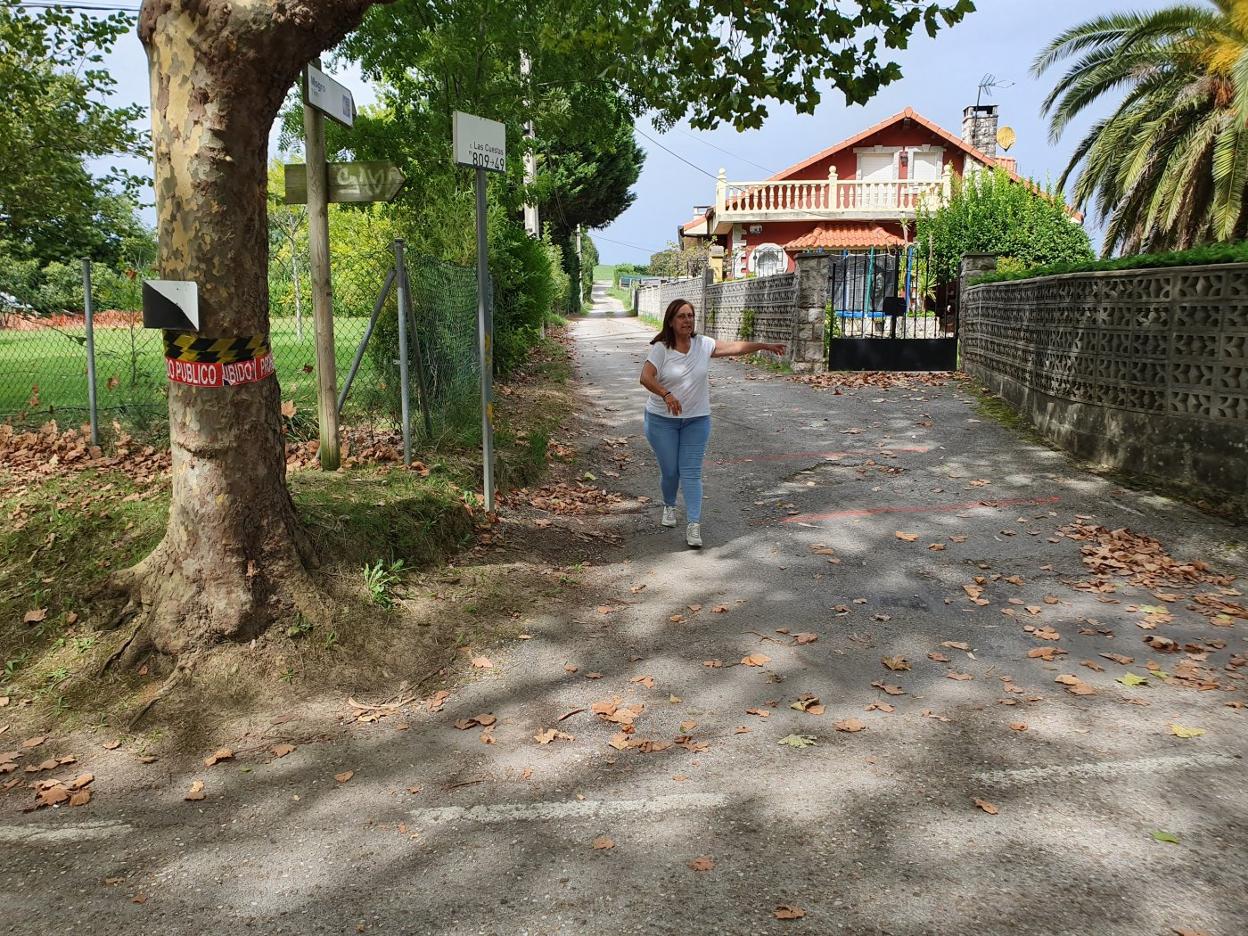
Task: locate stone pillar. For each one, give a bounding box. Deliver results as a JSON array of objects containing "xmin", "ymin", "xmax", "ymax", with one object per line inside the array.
[
  {"xmin": 792, "ymin": 251, "xmax": 832, "ymax": 374},
  {"xmin": 957, "ymin": 253, "xmax": 998, "ymax": 331}
]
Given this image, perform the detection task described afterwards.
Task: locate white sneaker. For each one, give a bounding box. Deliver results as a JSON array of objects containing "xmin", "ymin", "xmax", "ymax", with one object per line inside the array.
[
  {"xmin": 661, "ymin": 506, "xmax": 677, "ymax": 528},
  {"xmin": 686, "ymin": 522, "xmax": 702, "ymax": 548}
]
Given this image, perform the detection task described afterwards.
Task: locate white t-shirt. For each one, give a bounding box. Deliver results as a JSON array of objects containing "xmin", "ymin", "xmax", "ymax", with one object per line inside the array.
[{"xmin": 645, "ymin": 334, "xmax": 715, "ymax": 418}]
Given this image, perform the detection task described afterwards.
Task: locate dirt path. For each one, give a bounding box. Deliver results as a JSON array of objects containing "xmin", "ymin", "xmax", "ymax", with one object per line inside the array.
[{"xmin": 2, "ymin": 316, "xmax": 1246, "ymax": 936}]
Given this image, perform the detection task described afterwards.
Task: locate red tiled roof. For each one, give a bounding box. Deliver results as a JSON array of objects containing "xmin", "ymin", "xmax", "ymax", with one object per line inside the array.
[
  {"xmin": 766, "ymin": 107, "xmax": 1082, "ymax": 221},
  {"xmin": 785, "ymin": 224, "xmax": 906, "ymax": 251}
]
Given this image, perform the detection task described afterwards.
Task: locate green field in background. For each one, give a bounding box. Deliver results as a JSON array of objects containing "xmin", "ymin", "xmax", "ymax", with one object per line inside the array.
[{"xmin": 0, "ymin": 317, "xmax": 383, "ymax": 425}]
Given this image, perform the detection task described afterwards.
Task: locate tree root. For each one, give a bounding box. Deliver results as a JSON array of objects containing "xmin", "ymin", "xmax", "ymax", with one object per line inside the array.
[{"xmin": 126, "ymin": 657, "xmax": 195, "ymax": 729}]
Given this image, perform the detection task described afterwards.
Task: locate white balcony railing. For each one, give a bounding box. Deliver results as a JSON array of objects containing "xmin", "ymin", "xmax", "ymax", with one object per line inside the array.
[{"xmin": 713, "ymin": 166, "xmax": 952, "ymax": 227}]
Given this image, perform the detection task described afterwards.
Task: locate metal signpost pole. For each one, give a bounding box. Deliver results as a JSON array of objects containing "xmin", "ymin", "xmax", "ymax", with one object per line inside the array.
[
  {"xmin": 474, "ymin": 166, "xmax": 495, "ymax": 512},
  {"xmin": 454, "ymin": 110, "xmax": 505, "ymax": 513},
  {"xmin": 303, "ymin": 58, "xmax": 340, "ymax": 470},
  {"xmin": 81, "ymin": 260, "xmax": 99, "ymax": 446}
]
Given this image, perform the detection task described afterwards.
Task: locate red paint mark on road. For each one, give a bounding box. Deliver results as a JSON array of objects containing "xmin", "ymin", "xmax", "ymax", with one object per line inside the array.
[
  {"xmin": 782, "ymin": 495, "xmax": 1061, "ymax": 524},
  {"xmin": 715, "ymin": 446, "xmax": 930, "ymax": 466}
]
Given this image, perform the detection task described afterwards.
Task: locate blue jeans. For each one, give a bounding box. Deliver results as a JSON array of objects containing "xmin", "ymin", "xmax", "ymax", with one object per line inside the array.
[{"xmin": 644, "ymin": 412, "xmax": 711, "ymax": 523}]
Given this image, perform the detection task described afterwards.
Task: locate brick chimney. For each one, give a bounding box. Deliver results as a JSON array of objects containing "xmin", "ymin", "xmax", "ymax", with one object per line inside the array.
[{"xmin": 962, "ymin": 104, "xmax": 998, "ymax": 157}]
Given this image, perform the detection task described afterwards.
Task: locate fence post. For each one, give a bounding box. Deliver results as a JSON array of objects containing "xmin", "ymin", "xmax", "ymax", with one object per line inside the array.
[
  {"xmin": 394, "ymin": 239, "xmax": 412, "ymax": 466},
  {"xmin": 793, "ymin": 251, "xmax": 832, "ymax": 374},
  {"xmin": 81, "ymin": 260, "xmax": 99, "ymax": 446},
  {"xmin": 400, "ymin": 253, "xmax": 434, "ymax": 439}
]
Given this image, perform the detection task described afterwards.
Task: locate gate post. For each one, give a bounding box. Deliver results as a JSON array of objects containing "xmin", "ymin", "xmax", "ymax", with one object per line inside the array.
[{"xmin": 793, "ymin": 251, "xmax": 832, "ymax": 374}]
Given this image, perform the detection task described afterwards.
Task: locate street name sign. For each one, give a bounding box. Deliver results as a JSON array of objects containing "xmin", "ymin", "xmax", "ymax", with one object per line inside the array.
[
  {"xmin": 304, "ymin": 64, "xmax": 355, "ymax": 128},
  {"xmin": 142, "ymin": 280, "xmax": 199, "ymax": 331},
  {"xmin": 284, "ymin": 161, "xmax": 406, "ymax": 205},
  {"xmin": 453, "ymin": 111, "xmax": 506, "ymax": 173}
]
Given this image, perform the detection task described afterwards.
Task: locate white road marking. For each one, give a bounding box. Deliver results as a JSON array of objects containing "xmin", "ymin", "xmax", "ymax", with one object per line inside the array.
[
  {"xmin": 409, "ymin": 792, "xmax": 728, "ymax": 825},
  {"xmin": 973, "ymin": 752, "xmax": 1239, "ymax": 786},
  {"xmin": 0, "ymin": 819, "xmax": 133, "ymax": 845}
]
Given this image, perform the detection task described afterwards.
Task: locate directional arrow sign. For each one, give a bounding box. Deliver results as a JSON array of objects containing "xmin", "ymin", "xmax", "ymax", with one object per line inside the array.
[
  {"xmin": 143, "ymin": 280, "xmax": 199, "ymax": 331},
  {"xmin": 303, "ymin": 63, "xmax": 355, "ymax": 128},
  {"xmin": 284, "ymin": 161, "xmax": 407, "ymax": 205}
]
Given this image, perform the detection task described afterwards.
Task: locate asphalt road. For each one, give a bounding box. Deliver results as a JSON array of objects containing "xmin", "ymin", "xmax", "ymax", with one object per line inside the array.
[{"xmin": 2, "ymin": 315, "xmax": 1246, "ymax": 936}]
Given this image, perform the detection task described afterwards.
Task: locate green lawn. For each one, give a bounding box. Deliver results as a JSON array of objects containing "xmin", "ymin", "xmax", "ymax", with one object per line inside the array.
[{"xmin": 0, "ymin": 316, "xmax": 384, "ymax": 426}]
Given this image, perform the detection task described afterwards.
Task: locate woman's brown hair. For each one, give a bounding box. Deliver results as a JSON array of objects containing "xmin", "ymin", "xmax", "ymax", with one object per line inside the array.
[{"xmin": 650, "ymin": 299, "xmax": 697, "ymax": 348}]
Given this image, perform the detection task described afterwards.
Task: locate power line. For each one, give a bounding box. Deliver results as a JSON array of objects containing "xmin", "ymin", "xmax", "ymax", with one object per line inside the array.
[
  {"xmin": 634, "ymin": 126, "xmax": 721, "ymax": 182},
  {"xmin": 672, "ymin": 126, "xmax": 777, "ymax": 176},
  {"xmin": 591, "ymin": 232, "xmax": 667, "ymax": 255}
]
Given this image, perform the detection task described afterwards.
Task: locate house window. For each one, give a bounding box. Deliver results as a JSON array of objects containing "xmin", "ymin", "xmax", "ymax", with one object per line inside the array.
[
  {"xmin": 911, "ymin": 149, "xmax": 943, "ymax": 181},
  {"xmin": 750, "ymin": 244, "xmax": 787, "ymax": 278},
  {"xmin": 857, "ymin": 152, "xmax": 895, "ymax": 181}
]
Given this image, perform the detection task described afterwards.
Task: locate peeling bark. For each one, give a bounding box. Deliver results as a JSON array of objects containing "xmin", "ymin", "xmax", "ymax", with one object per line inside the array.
[{"xmin": 120, "ymin": 0, "xmax": 383, "ymax": 657}]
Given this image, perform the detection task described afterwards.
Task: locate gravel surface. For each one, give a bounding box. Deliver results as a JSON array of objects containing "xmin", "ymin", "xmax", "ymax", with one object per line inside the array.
[{"xmin": 2, "ymin": 313, "xmax": 1246, "ymax": 936}]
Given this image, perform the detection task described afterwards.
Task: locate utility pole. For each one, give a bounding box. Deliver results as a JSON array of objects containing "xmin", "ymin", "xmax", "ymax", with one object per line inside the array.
[
  {"xmin": 520, "ymin": 52, "xmax": 539, "ymax": 239},
  {"xmin": 575, "ymin": 223, "xmax": 583, "ymax": 314},
  {"xmin": 303, "ymin": 57, "xmax": 340, "ymax": 470}
]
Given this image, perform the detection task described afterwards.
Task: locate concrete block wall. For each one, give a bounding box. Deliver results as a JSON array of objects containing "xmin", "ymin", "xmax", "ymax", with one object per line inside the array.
[{"xmin": 962, "ymin": 262, "xmax": 1248, "ymax": 509}]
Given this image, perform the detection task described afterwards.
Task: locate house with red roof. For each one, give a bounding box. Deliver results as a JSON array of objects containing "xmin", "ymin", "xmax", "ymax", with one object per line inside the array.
[{"xmin": 679, "ymin": 105, "xmax": 1025, "ymax": 280}]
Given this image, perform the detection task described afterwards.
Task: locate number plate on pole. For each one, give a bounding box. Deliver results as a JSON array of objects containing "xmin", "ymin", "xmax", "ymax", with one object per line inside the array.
[{"xmin": 453, "ymin": 111, "xmax": 506, "ymax": 173}]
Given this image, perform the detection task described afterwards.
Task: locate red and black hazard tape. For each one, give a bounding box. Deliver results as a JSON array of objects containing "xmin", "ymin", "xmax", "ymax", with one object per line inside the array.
[{"xmin": 164, "ymin": 333, "xmax": 274, "ymax": 388}]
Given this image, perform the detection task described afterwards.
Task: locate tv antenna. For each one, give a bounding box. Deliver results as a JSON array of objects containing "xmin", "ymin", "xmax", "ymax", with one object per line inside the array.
[{"xmin": 976, "ymin": 73, "xmax": 1015, "ymax": 108}]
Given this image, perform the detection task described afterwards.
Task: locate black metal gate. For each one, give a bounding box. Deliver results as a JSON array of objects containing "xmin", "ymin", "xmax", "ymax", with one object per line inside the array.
[{"xmin": 826, "ymin": 247, "xmax": 957, "ymax": 372}]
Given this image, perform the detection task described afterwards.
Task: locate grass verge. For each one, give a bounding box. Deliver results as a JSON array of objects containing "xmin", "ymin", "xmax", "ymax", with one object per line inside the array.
[{"xmin": 0, "ymin": 332, "xmax": 577, "ymax": 750}]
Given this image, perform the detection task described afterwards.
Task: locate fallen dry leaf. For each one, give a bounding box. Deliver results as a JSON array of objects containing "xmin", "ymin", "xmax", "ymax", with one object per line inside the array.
[
  {"xmin": 1080, "ymin": 660, "xmax": 1105, "ymax": 673},
  {"xmin": 927, "ymin": 651, "xmax": 951, "ymax": 663},
  {"xmin": 947, "ymin": 672, "xmax": 973, "ymax": 681},
  {"xmin": 1100, "ymin": 652, "xmax": 1134, "ymax": 666},
  {"xmin": 69, "ymin": 789, "xmax": 91, "ymax": 807},
  {"xmin": 630, "ymin": 675, "xmax": 656, "ymax": 689},
  {"xmin": 270, "ymin": 744, "xmax": 295, "ymax": 758},
  {"xmin": 872, "ymin": 681, "xmax": 905, "ymax": 696},
  {"xmin": 1170, "ymin": 724, "xmax": 1205, "ymax": 739},
  {"xmin": 534, "ymin": 728, "xmax": 575, "ymax": 745},
  {"xmin": 470, "ymin": 656, "xmax": 494, "ymax": 669},
  {"xmin": 746, "ymin": 707, "xmax": 770, "ymax": 718},
  {"xmin": 102, "ymin": 740, "xmax": 121, "ymax": 751},
  {"xmin": 592, "ymin": 835, "xmax": 615, "ymax": 850},
  {"xmin": 23, "ymin": 608, "xmax": 47, "ymax": 625},
  {"xmin": 184, "ymin": 779, "xmax": 206, "ymax": 801},
  {"xmin": 941, "ymin": 641, "xmax": 971, "ymax": 652},
  {"xmin": 688, "ymin": 855, "xmax": 715, "ymax": 871},
  {"xmin": 1010, "ymin": 722, "xmax": 1028, "ymax": 731},
  {"xmin": 881, "ymin": 656, "xmax": 911, "ymax": 672},
  {"xmin": 793, "ymin": 632, "xmax": 818, "ymax": 645},
  {"xmin": 773, "ymin": 906, "xmax": 806, "ymax": 920},
  {"xmin": 741, "ymin": 654, "xmax": 771, "ymax": 667},
  {"xmin": 203, "ymin": 747, "xmax": 234, "ymax": 767},
  {"xmin": 1055, "ymin": 674, "xmax": 1096, "ymax": 696},
  {"xmin": 280, "ymin": 400, "xmax": 297, "ymax": 419},
  {"xmin": 1028, "ymin": 646, "xmax": 1069, "ymax": 660},
  {"xmin": 22, "ymin": 735, "xmax": 45, "ymax": 749},
  {"xmin": 335, "ymin": 771, "xmax": 354, "ymax": 783},
  {"xmin": 834, "ymin": 718, "xmax": 866, "ymax": 733},
  {"xmin": 973, "ymin": 798, "xmax": 999, "ymax": 815},
  {"xmin": 865, "ymin": 702, "xmax": 895, "ymax": 713},
  {"xmin": 895, "ymin": 532, "xmax": 919, "ymax": 542}
]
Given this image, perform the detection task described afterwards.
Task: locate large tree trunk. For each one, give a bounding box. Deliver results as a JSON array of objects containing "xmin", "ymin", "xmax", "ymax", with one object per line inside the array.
[{"xmin": 114, "ymin": 0, "xmax": 380, "ymax": 662}]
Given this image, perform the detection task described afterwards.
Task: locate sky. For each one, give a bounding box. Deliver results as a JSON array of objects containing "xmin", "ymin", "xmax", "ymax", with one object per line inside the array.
[{"xmin": 86, "ymin": 0, "xmax": 1172, "ymax": 261}]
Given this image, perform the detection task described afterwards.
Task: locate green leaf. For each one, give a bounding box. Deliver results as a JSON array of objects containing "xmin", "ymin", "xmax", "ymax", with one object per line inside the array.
[
  {"xmin": 1116, "ymin": 672, "xmax": 1149, "ymax": 687},
  {"xmin": 1150, "ymin": 829, "xmax": 1180, "ymax": 844},
  {"xmin": 777, "ymin": 734, "xmax": 817, "ymax": 749}
]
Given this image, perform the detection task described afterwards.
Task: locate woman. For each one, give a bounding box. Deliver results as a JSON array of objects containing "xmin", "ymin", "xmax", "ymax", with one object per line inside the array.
[{"xmin": 639, "ymin": 299, "xmax": 785, "ymax": 548}]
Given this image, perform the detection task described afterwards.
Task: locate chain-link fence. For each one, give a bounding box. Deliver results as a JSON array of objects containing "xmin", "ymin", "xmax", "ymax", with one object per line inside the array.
[{"xmin": 0, "ymin": 246, "xmax": 482, "ymax": 443}]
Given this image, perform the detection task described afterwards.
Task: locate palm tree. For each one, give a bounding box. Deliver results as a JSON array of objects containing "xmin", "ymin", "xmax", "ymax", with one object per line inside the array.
[{"xmin": 1035, "ymin": 1, "xmax": 1248, "ymax": 254}]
